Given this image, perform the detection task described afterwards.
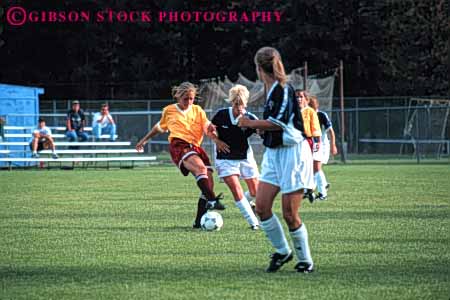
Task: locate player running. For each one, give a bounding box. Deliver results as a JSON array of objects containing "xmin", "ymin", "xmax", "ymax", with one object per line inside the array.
[
  {"xmin": 210, "ymin": 84, "xmax": 260, "ymax": 230},
  {"xmin": 136, "ymin": 82, "xmax": 226, "ymax": 229},
  {"xmin": 309, "ymin": 96, "xmax": 338, "ymax": 200},
  {"xmin": 238, "ymin": 47, "xmax": 315, "ymax": 273}
]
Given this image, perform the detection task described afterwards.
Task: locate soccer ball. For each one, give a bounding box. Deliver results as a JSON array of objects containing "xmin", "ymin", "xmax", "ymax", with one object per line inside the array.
[{"xmin": 200, "ymin": 211, "xmax": 223, "ymax": 231}]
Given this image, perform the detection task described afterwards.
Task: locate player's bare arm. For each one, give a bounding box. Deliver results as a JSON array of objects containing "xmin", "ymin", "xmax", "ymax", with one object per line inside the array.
[
  {"xmin": 136, "ymin": 124, "xmax": 161, "ymax": 152},
  {"xmin": 238, "ymin": 117, "xmax": 281, "ymax": 131},
  {"xmin": 329, "ymin": 127, "xmax": 338, "ymax": 155},
  {"xmin": 205, "ymin": 123, "xmax": 230, "ymax": 153}
]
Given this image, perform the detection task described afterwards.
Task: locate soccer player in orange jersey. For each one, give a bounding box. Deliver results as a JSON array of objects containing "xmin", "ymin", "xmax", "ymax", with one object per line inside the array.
[
  {"xmin": 296, "ymin": 90, "xmax": 322, "ymax": 153},
  {"xmin": 136, "ymin": 82, "xmax": 227, "ymax": 228},
  {"xmin": 297, "ymin": 91, "xmax": 322, "ymax": 203}
]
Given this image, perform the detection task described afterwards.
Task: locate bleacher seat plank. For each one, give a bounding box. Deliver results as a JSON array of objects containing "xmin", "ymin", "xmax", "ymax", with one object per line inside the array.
[
  {"xmin": 1, "ymin": 149, "xmax": 142, "ymax": 154},
  {"xmin": 5, "ymin": 133, "xmax": 117, "ymax": 139},
  {"xmin": 0, "ymin": 156, "xmax": 156, "ymax": 162},
  {"xmin": 0, "ymin": 141, "xmax": 131, "ymax": 146},
  {"xmin": 5, "ymin": 126, "xmax": 93, "ymax": 131}
]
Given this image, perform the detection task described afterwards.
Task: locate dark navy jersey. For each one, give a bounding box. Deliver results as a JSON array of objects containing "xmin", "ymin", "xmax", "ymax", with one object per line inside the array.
[
  {"xmin": 317, "ymin": 110, "xmax": 332, "ymax": 144},
  {"xmin": 317, "ymin": 111, "xmax": 332, "ymax": 131},
  {"xmin": 212, "ymin": 107, "xmax": 258, "ymax": 160},
  {"xmin": 263, "ymin": 82, "xmax": 304, "ymax": 148}
]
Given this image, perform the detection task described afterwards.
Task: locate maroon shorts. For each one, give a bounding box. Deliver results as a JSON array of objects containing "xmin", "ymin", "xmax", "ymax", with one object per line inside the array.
[
  {"xmin": 306, "ymin": 137, "xmax": 314, "ymax": 153},
  {"xmin": 169, "ymin": 138, "xmax": 212, "ymax": 176}
]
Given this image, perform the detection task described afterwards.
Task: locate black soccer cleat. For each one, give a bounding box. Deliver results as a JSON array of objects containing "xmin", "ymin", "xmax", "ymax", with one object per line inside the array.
[
  {"xmin": 294, "ymin": 262, "xmax": 314, "ymax": 273},
  {"xmin": 192, "ymin": 222, "xmax": 201, "ymax": 229},
  {"xmin": 205, "ymin": 200, "xmax": 226, "ymax": 210},
  {"xmin": 317, "ymin": 193, "xmax": 327, "ymax": 201},
  {"xmin": 250, "ymin": 224, "xmax": 260, "ymax": 231},
  {"xmin": 304, "ymin": 190, "xmax": 315, "ymax": 204},
  {"xmin": 302, "ymin": 189, "xmax": 310, "ymax": 199},
  {"xmin": 205, "ymin": 193, "xmax": 226, "ymax": 210},
  {"xmin": 266, "ymin": 251, "xmax": 293, "ymax": 273}
]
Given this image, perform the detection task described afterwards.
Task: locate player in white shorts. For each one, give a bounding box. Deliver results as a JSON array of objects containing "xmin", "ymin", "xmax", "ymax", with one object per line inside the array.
[
  {"xmin": 211, "ymin": 84, "xmax": 260, "ymax": 230},
  {"xmin": 238, "ymin": 47, "xmax": 315, "ymax": 273},
  {"xmin": 309, "ymin": 96, "xmax": 338, "ymax": 200}
]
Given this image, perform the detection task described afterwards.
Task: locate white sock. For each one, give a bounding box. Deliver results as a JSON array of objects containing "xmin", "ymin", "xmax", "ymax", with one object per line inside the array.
[
  {"xmin": 235, "ymin": 197, "xmax": 259, "ymax": 227},
  {"xmin": 260, "ymin": 214, "xmax": 291, "ymax": 255},
  {"xmin": 315, "ymin": 172, "xmax": 323, "ymax": 194},
  {"xmin": 290, "ymin": 223, "xmax": 313, "ymax": 265},
  {"xmin": 244, "ymin": 191, "xmax": 255, "ymax": 205},
  {"xmin": 319, "ymin": 170, "xmax": 328, "ymax": 196},
  {"xmin": 320, "ymin": 170, "xmax": 328, "ymax": 187}
]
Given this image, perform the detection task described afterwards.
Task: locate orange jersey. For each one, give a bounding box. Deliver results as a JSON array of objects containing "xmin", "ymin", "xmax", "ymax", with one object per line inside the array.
[
  {"xmin": 301, "ymin": 106, "xmax": 322, "ymax": 138},
  {"xmin": 157, "ymin": 104, "xmax": 210, "ymax": 147}
]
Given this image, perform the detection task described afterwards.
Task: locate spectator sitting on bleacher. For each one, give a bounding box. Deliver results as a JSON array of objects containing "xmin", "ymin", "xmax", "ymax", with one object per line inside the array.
[
  {"xmin": 66, "ymin": 100, "xmax": 88, "ymax": 142},
  {"xmin": 92, "ymin": 104, "xmax": 116, "ymax": 141},
  {"xmin": 0, "ymin": 116, "xmax": 5, "ymax": 141},
  {"xmin": 30, "ymin": 118, "xmax": 58, "ymax": 159}
]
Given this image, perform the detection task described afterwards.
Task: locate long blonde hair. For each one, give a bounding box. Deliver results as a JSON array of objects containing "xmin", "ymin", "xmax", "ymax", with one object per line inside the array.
[
  {"xmin": 254, "ymin": 47, "xmax": 287, "ymax": 86},
  {"xmin": 171, "ymin": 82, "xmax": 197, "ymax": 101}
]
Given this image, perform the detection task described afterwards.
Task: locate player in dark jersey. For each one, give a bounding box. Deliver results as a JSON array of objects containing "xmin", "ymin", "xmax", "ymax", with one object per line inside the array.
[
  {"xmin": 238, "ymin": 47, "xmax": 315, "ymax": 273},
  {"xmin": 211, "ymin": 84, "xmax": 260, "ymax": 230},
  {"xmin": 309, "ymin": 96, "xmax": 338, "ymax": 200}
]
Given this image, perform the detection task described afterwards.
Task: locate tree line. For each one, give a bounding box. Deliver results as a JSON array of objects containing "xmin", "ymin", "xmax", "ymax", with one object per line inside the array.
[{"xmin": 0, "ymin": 0, "xmax": 448, "ymax": 99}]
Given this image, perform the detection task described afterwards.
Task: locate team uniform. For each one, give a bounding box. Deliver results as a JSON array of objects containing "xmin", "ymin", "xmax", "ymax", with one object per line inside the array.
[
  {"xmin": 260, "ymin": 83, "xmax": 314, "ymax": 193},
  {"xmin": 313, "ymin": 110, "xmax": 333, "ymax": 199},
  {"xmin": 157, "ymin": 103, "xmax": 212, "ymax": 176},
  {"xmin": 258, "ymin": 81, "xmax": 314, "ymax": 272},
  {"xmin": 211, "ymin": 107, "xmax": 260, "ymax": 229},
  {"xmin": 313, "ymin": 111, "xmax": 332, "ymax": 164},
  {"xmin": 212, "ymin": 108, "xmax": 259, "ymax": 180},
  {"xmin": 301, "ymin": 106, "xmax": 321, "ymax": 152}
]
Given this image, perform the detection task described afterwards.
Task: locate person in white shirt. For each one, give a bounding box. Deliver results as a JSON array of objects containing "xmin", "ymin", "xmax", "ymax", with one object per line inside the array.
[
  {"xmin": 92, "ymin": 104, "xmax": 116, "ymax": 141},
  {"xmin": 30, "ymin": 118, "xmax": 58, "ymax": 159}
]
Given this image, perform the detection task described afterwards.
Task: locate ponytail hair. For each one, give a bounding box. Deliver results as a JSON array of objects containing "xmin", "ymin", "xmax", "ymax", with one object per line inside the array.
[
  {"xmin": 254, "ymin": 47, "xmax": 287, "ymax": 86},
  {"xmin": 172, "ymin": 82, "xmax": 197, "ymax": 101}
]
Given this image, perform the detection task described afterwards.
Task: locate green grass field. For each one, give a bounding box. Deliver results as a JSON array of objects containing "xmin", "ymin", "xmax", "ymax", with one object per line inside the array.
[{"xmin": 0, "ymin": 164, "xmax": 449, "ymax": 299}]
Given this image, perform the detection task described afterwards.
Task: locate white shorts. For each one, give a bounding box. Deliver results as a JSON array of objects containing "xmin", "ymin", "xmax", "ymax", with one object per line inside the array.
[
  {"xmin": 215, "ymin": 156, "xmax": 259, "ymax": 179},
  {"xmin": 259, "ymin": 140, "xmax": 314, "ymax": 194},
  {"xmin": 313, "ymin": 143, "xmax": 330, "ymax": 164}
]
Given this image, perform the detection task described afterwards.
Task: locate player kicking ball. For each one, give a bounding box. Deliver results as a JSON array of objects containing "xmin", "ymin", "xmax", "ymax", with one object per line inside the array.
[
  {"xmin": 136, "ymin": 82, "xmax": 226, "ymax": 229},
  {"xmin": 210, "ymin": 84, "xmax": 260, "ymax": 230}
]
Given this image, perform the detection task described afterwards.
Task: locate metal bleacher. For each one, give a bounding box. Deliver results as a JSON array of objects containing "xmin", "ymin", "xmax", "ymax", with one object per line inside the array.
[{"xmin": 0, "ymin": 125, "xmax": 156, "ymax": 170}]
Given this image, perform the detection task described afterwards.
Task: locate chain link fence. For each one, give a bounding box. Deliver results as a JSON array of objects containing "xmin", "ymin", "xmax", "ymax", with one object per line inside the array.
[{"xmin": 5, "ymin": 97, "xmax": 447, "ymax": 164}]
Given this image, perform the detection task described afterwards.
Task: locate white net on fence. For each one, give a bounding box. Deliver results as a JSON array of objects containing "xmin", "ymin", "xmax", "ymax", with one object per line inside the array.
[{"xmin": 198, "ymin": 69, "xmax": 336, "ymax": 114}]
